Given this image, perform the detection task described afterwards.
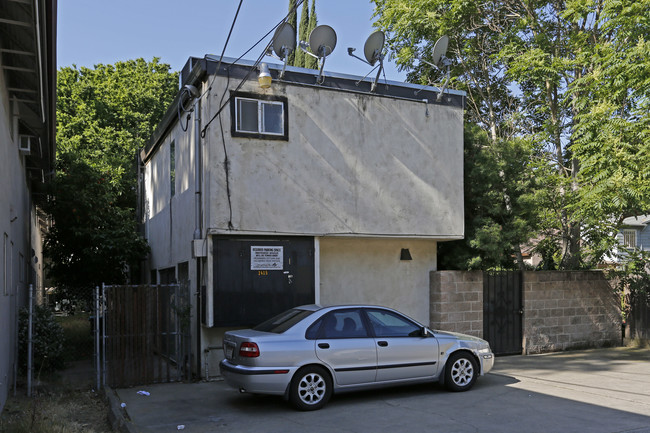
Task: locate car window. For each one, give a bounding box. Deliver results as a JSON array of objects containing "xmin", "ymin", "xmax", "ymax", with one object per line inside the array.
[
  {"xmin": 306, "ymin": 309, "xmax": 369, "ymax": 339},
  {"xmin": 253, "ymin": 309, "xmax": 314, "ymax": 333},
  {"xmin": 366, "ymin": 309, "xmax": 422, "ymax": 337}
]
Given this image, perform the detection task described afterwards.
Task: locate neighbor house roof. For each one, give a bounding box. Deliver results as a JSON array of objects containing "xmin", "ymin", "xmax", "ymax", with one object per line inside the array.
[{"xmin": 621, "ymin": 215, "xmax": 650, "ymax": 227}]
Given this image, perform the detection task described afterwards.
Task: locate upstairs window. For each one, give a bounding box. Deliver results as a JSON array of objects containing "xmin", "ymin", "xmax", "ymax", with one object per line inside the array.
[
  {"xmin": 622, "ymin": 229, "xmax": 637, "ymax": 249},
  {"xmin": 230, "ymin": 92, "xmax": 288, "ymax": 140}
]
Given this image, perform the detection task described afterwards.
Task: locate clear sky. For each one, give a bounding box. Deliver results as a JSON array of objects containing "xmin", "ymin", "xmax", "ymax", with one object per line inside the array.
[{"xmin": 57, "ymin": 0, "xmax": 408, "ymax": 82}]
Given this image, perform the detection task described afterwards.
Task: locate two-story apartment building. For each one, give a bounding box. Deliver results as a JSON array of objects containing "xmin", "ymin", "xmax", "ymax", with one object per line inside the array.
[{"xmin": 140, "ymin": 56, "xmax": 465, "ymax": 377}]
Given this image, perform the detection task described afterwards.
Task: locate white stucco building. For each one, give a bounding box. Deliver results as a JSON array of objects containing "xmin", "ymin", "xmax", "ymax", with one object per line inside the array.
[
  {"xmin": 140, "ymin": 56, "xmax": 464, "ymax": 377},
  {"xmin": 0, "ymin": 0, "xmax": 56, "ymax": 411}
]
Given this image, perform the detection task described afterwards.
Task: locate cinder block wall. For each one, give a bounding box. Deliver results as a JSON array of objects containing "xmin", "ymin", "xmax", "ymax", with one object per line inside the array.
[
  {"xmin": 523, "ymin": 271, "xmax": 621, "ymax": 354},
  {"xmin": 430, "ymin": 270, "xmax": 621, "ymax": 353},
  {"xmin": 430, "ymin": 271, "xmax": 483, "ymax": 338}
]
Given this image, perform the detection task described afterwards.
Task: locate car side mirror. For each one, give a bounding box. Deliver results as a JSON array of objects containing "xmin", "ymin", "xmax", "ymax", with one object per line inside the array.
[{"xmin": 421, "ymin": 327, "xmax": 432, "ymax": 337}]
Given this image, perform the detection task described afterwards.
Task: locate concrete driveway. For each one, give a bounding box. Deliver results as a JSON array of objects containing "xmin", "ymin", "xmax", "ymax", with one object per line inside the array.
[{"xmin": 109, "ymin": 347, "xmax": 650, "ymax": 433}]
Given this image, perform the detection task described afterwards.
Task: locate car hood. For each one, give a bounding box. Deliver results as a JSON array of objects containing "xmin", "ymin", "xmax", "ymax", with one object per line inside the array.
[{"xmin": 433, "ymin": 330, "xmax": 487, "ymax": 344}]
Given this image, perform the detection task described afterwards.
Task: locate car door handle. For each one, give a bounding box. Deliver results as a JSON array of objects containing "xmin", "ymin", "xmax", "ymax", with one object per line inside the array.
[
  {"xmin": 318, "ymin": 343, "xmax": 330, "ymax": 349},
  {"xmin": 377, "ymin": 341, "xmax": 388, "ymax": 347}
]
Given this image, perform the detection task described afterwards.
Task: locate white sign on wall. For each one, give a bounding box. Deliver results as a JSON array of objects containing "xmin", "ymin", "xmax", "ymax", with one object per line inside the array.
[{"xmin": 250, "ymin": 246, "xmax": 283, "ymax": 270}]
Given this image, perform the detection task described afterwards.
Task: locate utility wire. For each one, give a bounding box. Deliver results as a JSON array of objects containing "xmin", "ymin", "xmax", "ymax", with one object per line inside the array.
[
  {"xmin": 201, "ymin": 0, "xmax": 244, "ymax": 99},
  {"xmin": 200, "ymin": 0, "xmax": 305, "ymax": 138}
]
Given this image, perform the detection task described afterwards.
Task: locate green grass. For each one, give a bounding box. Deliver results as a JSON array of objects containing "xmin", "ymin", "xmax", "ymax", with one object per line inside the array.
[{"xmin": 56, "ymin": 313, "xmax": 94, "ymax": 362}]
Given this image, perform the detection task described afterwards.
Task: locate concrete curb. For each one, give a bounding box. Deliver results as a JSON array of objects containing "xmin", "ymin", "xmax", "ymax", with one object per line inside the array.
[{"xmin": 105, "ymin": 385, "xmax": 152, "ymax": 433}]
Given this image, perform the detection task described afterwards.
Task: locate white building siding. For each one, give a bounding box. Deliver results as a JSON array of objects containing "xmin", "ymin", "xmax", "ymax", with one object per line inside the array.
[
  {"xmin": 204, "ymin": 80, "xmax": 463, "ymax": 238},
  {"xmin": 318, "ymin": 237, "xmax": 437, "ymax": 324}
]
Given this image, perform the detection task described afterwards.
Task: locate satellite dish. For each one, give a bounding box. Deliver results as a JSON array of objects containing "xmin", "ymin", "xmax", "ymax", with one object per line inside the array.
[
  {"xmin": 347, "ymin": 30, "xmax": 387, "ymax": 92},
  {"xmin": 271, "ymin": 22, "xmax": 296, "ymax": 78},
  {"xmin": 299, "ymin": 24, "xmax": 337, "ymax": 84},
  {"xmin": 431, "ymin": 35, "xmax": 449, "ymax": 67},
  {"xmin": 416, "ymin": 35, "xmax": 453, "ymax": 101},
  {"xmin": 363, "ymin": 30, "xmax": 385, "ymax": 66},
  {"xmin": 309, "ymin": 25, "xmax": 337, "ymax": 57},
  {"xmin": 272, "ymin": 22, "xmax": 296, "ymax": 60}
]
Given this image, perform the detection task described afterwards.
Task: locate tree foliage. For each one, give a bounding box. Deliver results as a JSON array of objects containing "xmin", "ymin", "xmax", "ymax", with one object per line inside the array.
[
  {"xmin": 295, "ymin": 0, "xmax": 310, "ymax": 68},
  {"xmin": 56, "ymin": 58, "xmax": 178, "ymax": 206},
  {"xmin": 439, "ymin": 124, "xmax": 539, "ymax": 270},
  {"xmin": 287, "ymin": 0, "xmax": 298, "ymax": 66},
  {"xmin": 288, "ymin": 0, "xmax": 318, "ymax": 69},
  {"xmin": 44, "ymin": 154, "xmax": 150, "ymax": 301},
  {"xmin": 47, "ymin": 58, "xmax": 178, "ymax": 299},
  {"xmin": 305, "ymin": 0, "xmax": 319, "ymax": 69},
  {"xmin": 373, "ymin": 0, "xmax": 650, "ymax": 269}
]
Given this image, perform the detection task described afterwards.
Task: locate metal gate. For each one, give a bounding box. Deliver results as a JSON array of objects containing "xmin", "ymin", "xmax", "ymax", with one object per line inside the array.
[
  {"xmin": 94, "ymin": 283, "xmax": 191, "ymax": 388},
  {"xmin": 628, "ymin": 293, "xmax": 650, "ymax": 340},
  {"xmin": 483, "ymin": 271, "xmax": 523, "ymax": 355}
]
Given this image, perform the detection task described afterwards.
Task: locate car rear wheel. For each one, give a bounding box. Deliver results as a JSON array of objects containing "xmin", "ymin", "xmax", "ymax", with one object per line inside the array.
[
  {"xmin": 289, "ymin": 366, "xmax": 332, "ymax": 411},
  {"xmin": 445, "ymin": 352, "xmax": 478, "ymax": 392}
]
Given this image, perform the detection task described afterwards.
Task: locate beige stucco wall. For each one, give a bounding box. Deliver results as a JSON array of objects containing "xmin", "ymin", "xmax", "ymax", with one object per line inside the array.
[
  {"xmin": 319, "ymin": 237, "xmax": 437, "ymax": 324},
  {"xmin": 203, "ymin": 78, "xmax": 464, "ymax": 239}
]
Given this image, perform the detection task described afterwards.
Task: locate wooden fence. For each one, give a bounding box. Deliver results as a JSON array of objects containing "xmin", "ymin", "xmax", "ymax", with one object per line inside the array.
[{"xmin": 97, "ymin": 284, "xmax": 191, "ymax": 388}]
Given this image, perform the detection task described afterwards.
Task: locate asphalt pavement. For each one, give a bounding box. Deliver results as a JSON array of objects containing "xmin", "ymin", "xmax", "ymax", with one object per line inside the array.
[{"xmin": 107, "ymin": 347, "xmax": 650, "ymax": 433}]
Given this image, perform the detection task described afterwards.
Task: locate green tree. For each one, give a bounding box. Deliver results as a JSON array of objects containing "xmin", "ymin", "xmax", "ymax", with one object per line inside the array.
[
  {"xmin": 294, "ymin": 0, "xmax": 310, "ymax": 67},
  {"xmin": 305, "ymin": 0, "xmax": 319, "ymax": 70},
  {"xmin": 57, "ymin": 58, "xmax": 178, "ymax": 206},
  {"xmin": 373, "ymin": 0, "xmax": 649, "ymax": 269},
  {"xmin": 438, "ymin": 124, "xmax": 539, "ymax": 270},
  {"xmin": 44, "ymin": 154, "xmax": 150, "ymax": 301},
  {"xmin": 48, "ymin": 58, "xmax": 177, "ymax": 300},
  {"xmin": 287, "ymin": 0, "xmax": 298, "ymax": 66},
  {"xmin": 571, "ymin": 0, "xmax": 650, "ymax": 236}
]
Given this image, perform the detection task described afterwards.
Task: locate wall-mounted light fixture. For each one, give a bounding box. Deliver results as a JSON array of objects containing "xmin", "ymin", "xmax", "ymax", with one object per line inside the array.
[
  {"xmin": 400, "ymin": 248, "xmax": 412, "ymax": 261},
  {"xmin": 258, "ymin": 63, "xmax": 272, "ymax": 89}
]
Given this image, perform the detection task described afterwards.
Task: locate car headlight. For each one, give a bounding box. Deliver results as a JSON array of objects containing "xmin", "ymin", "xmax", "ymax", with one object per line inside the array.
[{"xmin": 477, "ymin": 343, "xmax": 491, "ymax": 353}]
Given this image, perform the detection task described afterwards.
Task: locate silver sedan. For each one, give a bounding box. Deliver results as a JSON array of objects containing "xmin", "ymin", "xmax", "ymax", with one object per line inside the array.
[{"xmin": 220, "ymin": 304, "xmax": 494, "ymax": 410}]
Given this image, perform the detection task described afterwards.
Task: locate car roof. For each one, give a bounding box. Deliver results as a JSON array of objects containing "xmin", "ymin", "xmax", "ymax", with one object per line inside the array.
[{"xmin": 295, "ymin": 304, "xmax": 399, "ymax": 313}]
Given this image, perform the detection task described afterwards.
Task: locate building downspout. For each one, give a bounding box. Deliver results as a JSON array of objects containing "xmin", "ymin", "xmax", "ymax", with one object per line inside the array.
[{"xmin": 193, "ymin": 95, "xmax": 202, "ymax": 379}]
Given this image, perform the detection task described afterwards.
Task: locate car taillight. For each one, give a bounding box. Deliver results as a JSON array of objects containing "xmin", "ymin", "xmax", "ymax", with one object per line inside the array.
[{"xmin": 239, "ymin": 342, "xmax": 260, "ymax": 357}]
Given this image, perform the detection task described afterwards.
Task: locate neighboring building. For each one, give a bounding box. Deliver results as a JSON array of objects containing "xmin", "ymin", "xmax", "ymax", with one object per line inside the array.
[
  {"xmin": 0, "ymin": 0, "xmax": 57, "ymax": 411},
  {"xmin": 612, "ymin": 215, "xmax": 650, "ymax": 258},
  {"xmin": 140, "ymin": 56, "xmax": 465, "ymax": 377}
]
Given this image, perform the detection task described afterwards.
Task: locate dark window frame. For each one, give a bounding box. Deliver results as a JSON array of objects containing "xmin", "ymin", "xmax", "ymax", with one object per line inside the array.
[{"xmin": 230, "ymin": 91, "xmax": 289, "ymax": 141}]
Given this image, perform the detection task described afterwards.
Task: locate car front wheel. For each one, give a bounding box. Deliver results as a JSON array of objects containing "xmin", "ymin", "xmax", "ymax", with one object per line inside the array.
[
  {"xmin": 445, "ymin": 352, "xmax": 478, "ymax": 392},
  {"xmin": 289, "ymin": 366, "xmax": 332, "ymax": 411}
]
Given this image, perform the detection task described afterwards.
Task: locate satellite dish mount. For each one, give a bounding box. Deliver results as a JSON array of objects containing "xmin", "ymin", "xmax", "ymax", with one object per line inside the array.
[
  {"xmin": 299, "ymin": 24, "xmax": 337, "ymax": 84},
  {"xmin": 267, "ymin": 22, "xmax": 296, "ymax": 79},
  {"xmin": 416, "ymin": 35, "xmax": 452, "ymax": 101},
  {"xmin": 347, "ymin": 30, "xmax": 387, "ymax": 92}
]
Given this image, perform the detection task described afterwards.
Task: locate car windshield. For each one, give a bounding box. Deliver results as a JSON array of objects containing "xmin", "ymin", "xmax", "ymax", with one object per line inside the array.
[{"xmin": 253, "ymin": 308, "xmax": 314, "ymax": 333}]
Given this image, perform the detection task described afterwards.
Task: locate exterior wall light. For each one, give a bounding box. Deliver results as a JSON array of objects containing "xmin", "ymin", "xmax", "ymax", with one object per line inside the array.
[
  {"xmin": 258, "ymin": 63, "xmax": 272, "ymax": 89},
  {"xmin": 400, "ymin": 248, "xmax": 412, "ymax": 261}
]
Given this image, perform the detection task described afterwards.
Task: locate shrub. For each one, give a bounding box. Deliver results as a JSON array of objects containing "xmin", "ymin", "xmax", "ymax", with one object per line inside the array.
[{"xmin": 18, "ymin": 305, "xmax": 65, "ymax": 375}]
